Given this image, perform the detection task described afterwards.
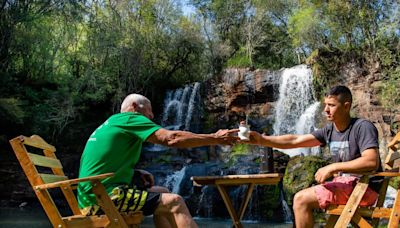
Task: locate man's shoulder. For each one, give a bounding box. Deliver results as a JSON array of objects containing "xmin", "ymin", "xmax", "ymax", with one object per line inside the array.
[
  {"xmin": 353, "ymin": 118, "xmax": 376, "ymax": 128},
  {"xmin": 111, "ymin": 112, "xmax": 154, "ymax": 122},
  {"xmin": 351, "ymin": 118, "xmax": 378, "ymax": 138}
]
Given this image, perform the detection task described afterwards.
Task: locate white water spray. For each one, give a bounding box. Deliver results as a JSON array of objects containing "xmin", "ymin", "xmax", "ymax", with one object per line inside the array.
[
  {"xmin": 273, "ymin": 65, "xmax": 321, "ymax": 156},
  {"xmin": 165, "ymin": 167, "xmax": 187, "ymax": 194},
  {"xmin": 162, "ymin": 82, "xmax": 201, "ymax": 131}
]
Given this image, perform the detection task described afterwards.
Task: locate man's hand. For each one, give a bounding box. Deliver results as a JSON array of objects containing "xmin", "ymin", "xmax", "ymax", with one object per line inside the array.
[
  {"xmin": 314, "ymin": 164, "xmax": 336, "ymax": 184},
  {"xmin": 135, "ymin": 169, "xmax": 154, "ymax": 188},
  {"xmin": 240, "ymin": 131, "xmax": 264, "ymax": 145},
  {"xmin": 213, "ymin": 129, "xmax": 240, "ymax": 145}
]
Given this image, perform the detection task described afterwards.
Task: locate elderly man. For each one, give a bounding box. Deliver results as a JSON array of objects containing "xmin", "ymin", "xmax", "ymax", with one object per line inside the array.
[
  {"xmin": 244, "ymin": 85, "xmax": 381, "ymax": 227},
  {"xmin": 78, "ymin": 93, "xmax": 238, "ymax": 228}
]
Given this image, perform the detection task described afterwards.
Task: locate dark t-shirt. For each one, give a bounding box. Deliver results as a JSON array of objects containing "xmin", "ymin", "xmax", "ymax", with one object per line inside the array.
[{"xmin": 311, "ymin": 118, "xmax": 382, "ymax": 191}]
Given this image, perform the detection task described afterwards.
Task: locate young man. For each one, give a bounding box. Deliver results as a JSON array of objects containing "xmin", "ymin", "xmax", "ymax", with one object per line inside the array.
[
  {"xmin": 244, "ymin": 85, "xmax": 381, "ymax": 228},
  {"xmin": 78, "ymin": 93, "xmax": 239, "ymax": 228}
]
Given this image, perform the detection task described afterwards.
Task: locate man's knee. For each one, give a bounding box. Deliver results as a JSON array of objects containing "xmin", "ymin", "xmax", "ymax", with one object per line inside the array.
[
  {"xmin": 293, "ymin": 191, "xmax": 306, "ymax": 209},
  {"xmin": 293, "ymin": 188, "xmax": 319, "ymax": 210},
  {"xmin": 159, "ymin": 193, "xmax": 186, "ymax": 213}
]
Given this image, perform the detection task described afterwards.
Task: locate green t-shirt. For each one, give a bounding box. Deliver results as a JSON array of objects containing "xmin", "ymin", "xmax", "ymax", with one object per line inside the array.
[{"xmin": 77, "ymin": 112, "xmax": 161, "ymax": 208}]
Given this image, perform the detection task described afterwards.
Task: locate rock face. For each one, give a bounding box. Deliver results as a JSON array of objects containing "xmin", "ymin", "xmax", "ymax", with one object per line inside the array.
[
  {"xmin": 339, "ymin": 62, "xmax": 400, "ymax": 153},
  {"xmin": 202, "ymin": 68, "xmax": 281, "ymax": 132}
]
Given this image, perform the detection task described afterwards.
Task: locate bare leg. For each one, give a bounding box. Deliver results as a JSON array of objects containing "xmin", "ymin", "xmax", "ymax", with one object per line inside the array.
[
  {"xmin": 149, "ymin": 186, "xmax": 173, "ymax": 227},
  {"xmin": 154, "ymin": 193, "xmax": 198, "ymax": 228},
  {"xmin": 154, "ymin": 212, "xmax": 175, "ymax": 228},
  {"xmin": 293, "ymin": 187, "xmax": 320, "ymax": 228}
]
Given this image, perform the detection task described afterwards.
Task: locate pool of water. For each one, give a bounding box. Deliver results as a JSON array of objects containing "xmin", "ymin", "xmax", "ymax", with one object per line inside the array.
[{"xmin": 0, "ymin": 207, "xmax": 292, "ymax": 228}]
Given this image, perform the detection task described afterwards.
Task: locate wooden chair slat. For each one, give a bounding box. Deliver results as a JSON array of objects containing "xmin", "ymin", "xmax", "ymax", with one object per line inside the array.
[
  {"xmin": 63, "ymin": 213, "xmax": 143, "ymax": 228},
  {"xmin": 91, "ymin": 179, "xmax": 129, "ymax": 228},
  {"xmin": 388, "ymin": 189, "xmax": 400, "ymax": 228},
  {"xmin": 333, "ymin": 176, "xmax": 370, "ymax": 228},
  {"xmin": 42, "ymin": 149, "xmax": 81, "ymax": 216},
  {"xmin": 388, "ymin": 133, "xmax": 400, "ymax": 149},
  {"xmin": 28, "ymin": 152, "xmax": 63, "ymax": 168},
  {"xmin": 350, "ymin": 212, "xmax": 373, "ymax": 228},
  {"xmin": 39, "ymin": 173, "xmax": 69, "ymax": 184},
  {"xmin": 21, "ymin": 135, "xmax": 56, "ymax": 151},
  {"xmin": 385, "ymin": 151, "xmax": 400, "ymax": 164},
  {"xmin": 326, "ymin": 205, "xmax": 392, "ymax": 218}
]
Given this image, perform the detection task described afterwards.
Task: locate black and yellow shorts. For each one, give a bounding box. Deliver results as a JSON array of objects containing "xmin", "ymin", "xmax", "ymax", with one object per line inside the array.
[{"xmin": 83, "ymin": 185, "xmax": 161, "ymax": 216}]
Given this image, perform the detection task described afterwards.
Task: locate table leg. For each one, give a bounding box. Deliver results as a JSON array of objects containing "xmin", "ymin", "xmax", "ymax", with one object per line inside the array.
[
  {"xmin": 216, "ymin": 184, "xmax": 243, "ymax": 228},
  {"xmin": 238, "ymin": 183, "xmax": 255, "ymax": 220}
]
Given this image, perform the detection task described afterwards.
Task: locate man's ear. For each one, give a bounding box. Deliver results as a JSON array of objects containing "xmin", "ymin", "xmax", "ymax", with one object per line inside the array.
[
  {"xmin": 131, "ymin": 102, "xmax": 138, "ymax": 110},
  {"xmin": 344, "ymin": 101, "xmax": 351, "ymax": 110}
]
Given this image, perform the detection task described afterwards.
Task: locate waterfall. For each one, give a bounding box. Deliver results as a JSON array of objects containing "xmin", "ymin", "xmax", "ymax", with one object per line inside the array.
[
  {"xmin": 164, "ymin": 166, "xmax": 187, "ymax": 194},
  {"xmin": 161, "ymin": 82, "xmax": 202, "ymax": 132},
  {"xmin": 273, "ymin": 65, "xmax": 320, "ymax": 156},
  {"xmin": 280, "ymin": 190, "xmax": 293, "ymax": 223},
  {"xmin": 196, "ymin": 186, "xmax": 214, "ymax": 218},
  {"xmin": 384, "ymin": 186, "xmax": 397, "ymax": 208},
  {"xmin": 144, "ymin": 82, "xmax": 202, "ymax": 152}
]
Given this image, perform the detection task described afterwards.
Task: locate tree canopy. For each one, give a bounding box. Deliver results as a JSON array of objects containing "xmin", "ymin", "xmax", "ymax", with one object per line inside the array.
[{"xmin": 0, "ymin": 0, "xmax": 399, "ymax": 148}]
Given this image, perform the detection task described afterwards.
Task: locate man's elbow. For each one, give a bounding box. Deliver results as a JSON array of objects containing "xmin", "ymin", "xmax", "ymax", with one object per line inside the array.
[
  {"xmin": 164, "ymin": 132, "xmax": 185, "ymax": 148},
  {"xmin": 366, "ymin": 158, "xmax": 379, "ymax": 171}
]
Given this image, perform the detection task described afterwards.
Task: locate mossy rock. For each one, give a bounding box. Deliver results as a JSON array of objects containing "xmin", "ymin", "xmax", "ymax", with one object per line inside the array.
[{"xmin": 283, "ymin": 155, "xmax": 330, "ymax": 205}]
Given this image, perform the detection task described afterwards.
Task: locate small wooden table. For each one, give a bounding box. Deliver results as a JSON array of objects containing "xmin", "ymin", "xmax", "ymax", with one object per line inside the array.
[{"xmin": 191, "ymin": 173, "xmax": 283, "ymax": 228}]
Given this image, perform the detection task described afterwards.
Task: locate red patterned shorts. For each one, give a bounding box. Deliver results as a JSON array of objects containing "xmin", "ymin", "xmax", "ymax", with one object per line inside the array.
[{"xmin": 314, "ymin": 176, "xmax": 378, "ymax": 209}]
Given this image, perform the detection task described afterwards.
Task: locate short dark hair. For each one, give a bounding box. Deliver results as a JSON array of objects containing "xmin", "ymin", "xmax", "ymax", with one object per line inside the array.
[{"xmin": 325, "ymin": 85, "xmax": 352, "ymax": 104}]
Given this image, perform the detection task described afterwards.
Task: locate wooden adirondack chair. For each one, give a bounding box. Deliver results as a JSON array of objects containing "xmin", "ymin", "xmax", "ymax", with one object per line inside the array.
[
  {"xmin": 325, "ymin": 131, "xmax": 400, "ymax": 228},
  {"xmin": 9, "ymin": 135, "xmax": 144, "ymax": 228}
]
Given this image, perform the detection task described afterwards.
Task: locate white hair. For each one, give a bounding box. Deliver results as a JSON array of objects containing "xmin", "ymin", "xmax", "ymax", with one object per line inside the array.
[{"xmin": 120, "ymin": 94, "xmax": 150, "ymax": 113}]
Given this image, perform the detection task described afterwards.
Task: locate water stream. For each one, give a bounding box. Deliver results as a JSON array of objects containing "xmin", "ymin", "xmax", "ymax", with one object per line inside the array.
[
  {"xmin": 272, "ymin": 65, "xmax": 321, "ymax": 156},
  {"xmin": 161, "ymin": 82, "xmax": 201, "ymax": 132}
]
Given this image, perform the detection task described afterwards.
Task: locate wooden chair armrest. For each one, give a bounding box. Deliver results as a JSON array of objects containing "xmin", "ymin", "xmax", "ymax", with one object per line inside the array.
[
  {"xmin": 336, "ymin": 170, "xmax": 400, "ymax": 177},
  {"xmin": 34, "ymin": 173, "xmax": 114, "ymax": 190},
  {"xmin": 371, "ymin": 171, "xmax": 400, "ymax": 177},
  {"xmin": 332, "ymin": 171, "xmax": 376, "ymax": 177}
]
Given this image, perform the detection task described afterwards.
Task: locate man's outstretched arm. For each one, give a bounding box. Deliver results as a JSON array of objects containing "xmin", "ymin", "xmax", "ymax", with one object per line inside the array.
[
  {"xmin": 244, "ymin": 131, "xmax": 321, "ymax": 149},
  {"xmin": 146, "ymin": 128, "xmax": 239, "ymax": 148}
]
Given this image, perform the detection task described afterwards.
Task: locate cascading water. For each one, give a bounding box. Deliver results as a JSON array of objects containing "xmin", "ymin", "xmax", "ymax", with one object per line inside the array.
[
  {"xmin": 280, "ymin": 189, "xmax": 293, "ymax": 223},
  {"xmin": 273, "ymin": 65, "xmax": 320, "ymax": 156},
  {"xmin": 144, "ymin": 82, "xmax": 202, "ymax": 152},
  {"xmin": 162, "ymin": 82, "xmax": 202, "ymax": 132},
  {"xmin": 164, "ymin": 166, "xmax": 187, "ymax": 194}
]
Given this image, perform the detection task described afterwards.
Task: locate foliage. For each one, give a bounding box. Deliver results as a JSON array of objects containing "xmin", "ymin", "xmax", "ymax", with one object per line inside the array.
[
  {"xmin": 0, "ymin": 0, "xmax": 399, "ymax": 154},
  {"xmin": 226, "ymin": 47, "xmax": 251, "ymax": 68},
  {"xmin": 390, "ymin": 176, "xmax": 400, "ymax": 190},
  {"xmin": 0, "ymin": 0, "xmax": 211, "ymax": 148},
  {"xmin": 290, "ymin": 1, "xmax": 400, "ymax": 101},
  {"xmin": 224, "ymin": 143, "xmax": 252, "ymax": 167},
  {"xmin": 191, "ymin": 0, "xmax": 298, "ymax": 70},
  {"xmin": 231, "ymin": 143, "xmax": 251, "ymax": 155}
]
